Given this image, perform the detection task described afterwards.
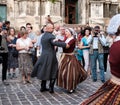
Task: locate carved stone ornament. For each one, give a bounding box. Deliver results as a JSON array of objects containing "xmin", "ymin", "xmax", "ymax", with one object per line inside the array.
[{"xmin": 0, "ymin": 0, "xmax": 7, "ymax": 4}]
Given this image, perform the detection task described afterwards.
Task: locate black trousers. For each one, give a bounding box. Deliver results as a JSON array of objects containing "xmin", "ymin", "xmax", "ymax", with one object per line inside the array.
[
  {"xmin": 0, "ymin": 53, "xmax": 8, "ymax": 81},
  {"xmin": 104, "ymin": 53, "xmax": 109, "ymax": 72}
]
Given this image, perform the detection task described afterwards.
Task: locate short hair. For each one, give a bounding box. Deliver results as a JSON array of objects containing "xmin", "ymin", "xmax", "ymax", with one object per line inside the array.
[
  {"xmin": 20, "ymin": 30, "xmax": 28, "ymax": 37},
  {"xmin": 26, "ymin": 23, "xmax": 33, "ymax": 30},
  {"xmin": 26, "ymin": 23, "xmax": 31, "ymax": 26},
  {"xmin": 5, "ymin": 20, "xmax": 10, "ymax": 25},
  {"xmin": 20, "ymin": 26, "xmax": 26, "ymax": 31}
]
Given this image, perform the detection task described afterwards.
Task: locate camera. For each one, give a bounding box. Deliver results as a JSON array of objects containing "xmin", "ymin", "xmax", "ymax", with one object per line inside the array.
[{"xmin": 94, "ymin": 32, "xmax": 98, "ymax": 37}]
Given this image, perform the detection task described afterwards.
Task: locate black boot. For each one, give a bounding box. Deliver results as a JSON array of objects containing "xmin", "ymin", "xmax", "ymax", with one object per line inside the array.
[
  {"xmin": 40, "ymin": 80, "xmax": 49, "ymax": 92},
  {"xmin": 49, "ymin": 79, "xmax": 55, "ymax": 93}
]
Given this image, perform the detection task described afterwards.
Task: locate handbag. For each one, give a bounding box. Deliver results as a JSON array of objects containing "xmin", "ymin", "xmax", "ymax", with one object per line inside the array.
[
  {"xmin": 12, "ymin": 48, "xmax": 18, "ymax": 57},
  {"xmin": 27, "ymin": 48, "xmax": 33, "ymax": 55}
]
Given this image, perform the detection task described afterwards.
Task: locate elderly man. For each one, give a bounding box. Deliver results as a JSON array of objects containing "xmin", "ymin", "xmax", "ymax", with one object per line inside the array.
[{"xmin": 31, "ymin": 23, "xmax": 67, "ymax": 93}]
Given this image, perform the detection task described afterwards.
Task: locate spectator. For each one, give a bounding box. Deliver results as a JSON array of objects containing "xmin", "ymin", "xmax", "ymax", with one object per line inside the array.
[
  {"xmin": 26, "ymin": 23, "xmax": 37, "ymax": 65},
  {"xmin": 79, "ymin": 28, "xmax": 91, "ymax": 75},
  {"xmin": 16, "ymin": 30, "xmax": 33, "ymax": 84},
  {"xmin": 81, "ymin": 13, "xmax": 120, "ymax": 105},
  {"xmin": 87, "ymin": 26, "xmax": 106, "ymax": 83},
  {"xmin": 7, "ymin": 27, "xmax": 18, "ymax": 79},
  {"xmin": 0, "ymin": 22, "xmax": 9, "ymax": 85}
]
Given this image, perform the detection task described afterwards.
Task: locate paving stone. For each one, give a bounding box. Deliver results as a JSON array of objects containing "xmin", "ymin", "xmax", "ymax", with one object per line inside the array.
[{"xmin": 0, "ymin": 64, "xmax": 111, "ymax": 105}]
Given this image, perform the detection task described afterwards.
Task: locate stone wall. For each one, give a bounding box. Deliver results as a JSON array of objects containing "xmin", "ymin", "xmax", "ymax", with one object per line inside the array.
[{"xmin": 0, "ymin": 0, "xmax": 120, "ymax": 31}]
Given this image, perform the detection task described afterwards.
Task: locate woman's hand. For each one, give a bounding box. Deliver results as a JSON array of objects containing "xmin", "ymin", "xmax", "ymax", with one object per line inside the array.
[
  {"xmin": 24, "ymin": 46, "xmax": 29, "ymax": 51},
  {"xmin": 53, "ymin": 38, "xmax": 58, "ymax": 42}
]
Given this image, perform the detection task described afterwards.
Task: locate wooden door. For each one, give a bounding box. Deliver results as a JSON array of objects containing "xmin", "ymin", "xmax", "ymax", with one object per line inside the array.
[
  {"xmin": 68, "ymin": 4, "xmax": 76, "ymax": 24},
  {"xmin": 65, "ymin": 0, "xmax": 77, "ymax": 24}
]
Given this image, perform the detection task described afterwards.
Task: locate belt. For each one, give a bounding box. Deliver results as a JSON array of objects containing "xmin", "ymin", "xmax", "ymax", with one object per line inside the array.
[{"xmin": 93, "ymin": 49, "xmax": 98, "ymax": 51}]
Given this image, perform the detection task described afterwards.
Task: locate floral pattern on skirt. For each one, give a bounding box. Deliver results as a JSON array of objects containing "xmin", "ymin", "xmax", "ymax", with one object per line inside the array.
[{"xmin": 18, "ymin": 53, "xmax": 33, "ymax": 76}]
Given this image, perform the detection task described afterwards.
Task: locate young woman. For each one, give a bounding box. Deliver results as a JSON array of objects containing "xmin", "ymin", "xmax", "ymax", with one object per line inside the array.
[
  {"xmin": 79, "ymin": 28, "xmax": 91, "ymax": 75},
  {"xmin": 7, "ymin": 27, "xmax": 18, "ymax": 79},
  {"xmin": 57, "ymin": 28, "xmax": 87, "ymax": 93}
]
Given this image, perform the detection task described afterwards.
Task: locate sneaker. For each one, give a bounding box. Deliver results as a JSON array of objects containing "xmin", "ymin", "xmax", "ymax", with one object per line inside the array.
[
  {"xmin": 12, "ymin": 73, "xmax": 17, "ymax": 78},
  {"xmin": 101, "ymin": 80, "xmax": 105, "ymax": 83},
  {"xmin": 93, "ymin": 79, "xmax": 97, "ymax": 82},
  {"xmin": 27, "ymin": 80, "xmax": 32, "ymax": 84},
  {"xmin": 3, "ymin": 80, "xmax": 9, "ymax": 86},
  {"xmin": 8, "ymin": 73, "xmax": 12, "ymax": 79},
  {"xmin": 22, "ymin": 81, "xmax": 27, "ymax": 84}
]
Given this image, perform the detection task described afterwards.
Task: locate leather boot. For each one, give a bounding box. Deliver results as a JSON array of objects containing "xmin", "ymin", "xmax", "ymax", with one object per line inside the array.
[
  {"xmin": 40, "ymin": 80, "xmax": 49, "ymax": 92},
  {"xmin": 49, "ymin": 79, "xmax": 55, "ymax": 93}
]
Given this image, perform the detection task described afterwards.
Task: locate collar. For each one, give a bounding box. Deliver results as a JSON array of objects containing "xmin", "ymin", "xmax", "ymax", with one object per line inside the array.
[
  {"xmin": 114, "ymin": 36, "xmax": 120, "ymax": 42},
  {"xmin": 65, "ymin": 37, "xmax": 74, "ymax": 43}
]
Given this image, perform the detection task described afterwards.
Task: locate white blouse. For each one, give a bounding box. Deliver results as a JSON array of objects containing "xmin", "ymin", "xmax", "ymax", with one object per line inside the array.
[{"xmin": 16, "ymin": 37, "xmax": 32, "ymax": 53}]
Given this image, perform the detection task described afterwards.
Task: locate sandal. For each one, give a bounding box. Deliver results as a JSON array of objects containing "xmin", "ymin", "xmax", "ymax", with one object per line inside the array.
[
  {"xmin": 27, "ymin": 80, "xmax": 32, "ymax": 84},
  {"xmin": 22, "ymin": 81, "xmax": 27, "ymax": 84}
]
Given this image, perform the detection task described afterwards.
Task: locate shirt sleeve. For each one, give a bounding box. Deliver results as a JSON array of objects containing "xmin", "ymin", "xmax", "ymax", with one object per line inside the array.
[{"xmin": 98, "ymin": 35, "xmax": 106, "ymax": 46}]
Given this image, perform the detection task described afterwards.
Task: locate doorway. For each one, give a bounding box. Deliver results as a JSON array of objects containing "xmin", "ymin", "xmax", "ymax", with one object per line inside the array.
[
  {"xmin": 65, "ymin": 0, "xmax": 78, "ymax": 24},
  {"xmin": 0, "ymin": 5, "xmax": 7, "ymax": 22}
]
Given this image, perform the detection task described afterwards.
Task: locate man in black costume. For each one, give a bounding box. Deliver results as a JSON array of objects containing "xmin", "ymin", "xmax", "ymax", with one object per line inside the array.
[{"xmin": 31, "ymin": 23, "xmax": 66, "ymax": 93}]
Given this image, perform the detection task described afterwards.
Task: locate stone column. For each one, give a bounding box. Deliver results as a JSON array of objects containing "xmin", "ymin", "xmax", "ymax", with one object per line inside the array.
[
  {"xmin": 61, "ymin": 0, "xmax": 65, "ymax": 24},
  {"xmin": 78, "ymin": 0, "xmax": 87, "ymax": 24},
  {"xmin": 106, "ymin": 3, "xmax": 110, "ymax": 17},
  {"xmin": 19, "ymin": 0, "xmax": 27, "ymax": 16},
  {"xmin": 7, "ymin": 0, "xmax": 14, "ymax": 20},
  {"xmin": 35, "ymin": 0, "xmax": 39, "ymax": 16},
  {"xmin": 45, "ymin": 1, "xmax": 50, "ymax": 15},
  {"xmin": 89, "ymin": 1, "xmax": 105, "ymax": 27}
]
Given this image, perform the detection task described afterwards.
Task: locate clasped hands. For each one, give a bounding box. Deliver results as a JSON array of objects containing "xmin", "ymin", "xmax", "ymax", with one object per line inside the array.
[{"xmin": 24, "ymin": 46, "xmax": 30, "ymax": 51}]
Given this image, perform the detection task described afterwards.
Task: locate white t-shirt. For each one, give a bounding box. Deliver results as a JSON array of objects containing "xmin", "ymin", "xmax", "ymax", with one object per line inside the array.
[{"xmin": 16, "ymin": 37, "xmax": 32, "ymax": 53}]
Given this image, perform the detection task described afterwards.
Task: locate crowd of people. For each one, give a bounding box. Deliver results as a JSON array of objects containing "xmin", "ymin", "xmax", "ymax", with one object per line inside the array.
[{"xmin": 0, "ymin": 14, "xmax": 119, "ymax": 104}]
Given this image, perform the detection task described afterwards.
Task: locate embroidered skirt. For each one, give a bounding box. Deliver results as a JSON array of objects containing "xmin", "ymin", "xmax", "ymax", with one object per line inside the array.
[
  {"xmin": 57, "ymin": 53, "xmax": 87, "ymax": 91},
  {"xmin": 81, "ymin": 75, "xmax": 120, "ymax": 105}
]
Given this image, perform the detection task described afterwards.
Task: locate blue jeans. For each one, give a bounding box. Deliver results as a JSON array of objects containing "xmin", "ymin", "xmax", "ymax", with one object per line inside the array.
[{"xmin": 90, "ymin": 51, "xmax": 105, "ymax": 81}]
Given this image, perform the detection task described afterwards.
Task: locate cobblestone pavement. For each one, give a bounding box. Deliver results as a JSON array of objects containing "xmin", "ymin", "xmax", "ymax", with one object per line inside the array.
[{"xmin": 0, "ymin": 66, "xmax": 111, "ymax": 105}]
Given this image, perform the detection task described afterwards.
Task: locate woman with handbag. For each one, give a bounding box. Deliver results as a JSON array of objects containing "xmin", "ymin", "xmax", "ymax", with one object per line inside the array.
[{"xmin": 7, "ymin": 27, "xmax": 18, "ymax": 79}]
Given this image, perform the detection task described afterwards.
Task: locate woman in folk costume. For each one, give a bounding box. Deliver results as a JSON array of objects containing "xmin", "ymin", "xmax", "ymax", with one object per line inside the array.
[
  {"xmin": 81, "ymin": 14, "xmax": 120, "ymax": 105},
  {"xmin": 57, "ymin": 28, "xmax": 87, "ymax": 93}
]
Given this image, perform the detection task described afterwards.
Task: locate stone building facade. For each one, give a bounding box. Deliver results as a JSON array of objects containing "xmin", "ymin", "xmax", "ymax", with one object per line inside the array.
[{"xmin": 0, "ymin": 0, "xmax": 120, "ymax": 30}]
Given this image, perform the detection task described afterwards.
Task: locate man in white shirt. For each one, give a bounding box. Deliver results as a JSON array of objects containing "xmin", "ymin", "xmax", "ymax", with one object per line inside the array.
[
  {"xmin": 56, "ymin": 26, "xmax": 65, "ymax": 60},
  {"xmin": 87, "ymin": 26, "xmax": 106, "ymax": 83}
]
